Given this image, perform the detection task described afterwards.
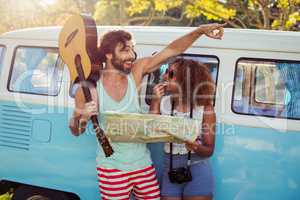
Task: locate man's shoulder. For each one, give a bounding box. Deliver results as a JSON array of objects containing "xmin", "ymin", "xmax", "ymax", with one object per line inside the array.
[
  {"xmin": 131, "ymin": 62, "xmax": 146, "ymax": 87},
  {"xmin": 132, "ymin": 56, "xmax": 152, "ymax": 73}
]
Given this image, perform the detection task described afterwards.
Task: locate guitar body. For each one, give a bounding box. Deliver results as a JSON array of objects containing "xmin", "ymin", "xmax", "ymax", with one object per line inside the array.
[{"xmin": 59, "ymin": 14, "xmax": 99, "ymax": 82}]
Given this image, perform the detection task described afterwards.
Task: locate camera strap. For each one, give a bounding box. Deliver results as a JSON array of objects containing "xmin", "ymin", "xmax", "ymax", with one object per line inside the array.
[{"xmin": 169, "ymin": 99, "xmax": 193, "ymax": 170}]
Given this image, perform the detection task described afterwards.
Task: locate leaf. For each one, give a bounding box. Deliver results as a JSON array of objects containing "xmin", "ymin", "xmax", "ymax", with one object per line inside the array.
[{"xmin": 0, "ymin": 192, "xmax": 12, "ymax": 200}]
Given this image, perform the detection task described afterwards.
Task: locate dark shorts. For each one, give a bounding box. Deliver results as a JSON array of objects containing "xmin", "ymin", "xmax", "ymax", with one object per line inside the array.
[{"xmin": 161, "ymin": 153, "xmax": 214, "ymax": 197}]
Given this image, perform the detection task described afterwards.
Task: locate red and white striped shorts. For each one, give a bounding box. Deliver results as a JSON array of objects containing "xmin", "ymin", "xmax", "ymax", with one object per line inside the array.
[{"xmin": 97, "ymin": 165, "xmax": 160, "ymax": 200}]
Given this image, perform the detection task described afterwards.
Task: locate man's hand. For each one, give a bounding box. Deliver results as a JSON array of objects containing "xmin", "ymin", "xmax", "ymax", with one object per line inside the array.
[
  {"xmin": 82, "ymin": 101, "xmax": 99, "ymax": 120},
  {"xmin": 69, "ymin": 102, "xmax": 97, "ymax": 136},
  {"xmin": 198, "ymin": 23, "xmax": 226, "ymax": 40}
]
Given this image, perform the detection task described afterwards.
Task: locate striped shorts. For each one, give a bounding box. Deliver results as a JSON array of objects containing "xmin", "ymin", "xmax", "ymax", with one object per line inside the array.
[{"xmin": 97, "ymin": 165, "xmax": 161, "ymax": 200}]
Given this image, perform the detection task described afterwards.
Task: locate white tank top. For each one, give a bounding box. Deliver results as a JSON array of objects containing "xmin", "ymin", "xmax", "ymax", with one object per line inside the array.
[{"xmin": 160, "ymin": 95, "xmax": 204, "ymax": 154}]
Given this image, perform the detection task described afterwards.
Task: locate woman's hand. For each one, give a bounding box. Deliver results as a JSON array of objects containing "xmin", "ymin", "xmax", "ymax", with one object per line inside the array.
[
  {"xmin": 149, "ymin": 83, "xmax": 166, "ymax": 114},
  {"xmin": 185, "ymin": 140, "xmax": 199, "ymax": 152},
  {"xmin": 152, "ymin": 83, "xmax": 166, "ymax": 100}
]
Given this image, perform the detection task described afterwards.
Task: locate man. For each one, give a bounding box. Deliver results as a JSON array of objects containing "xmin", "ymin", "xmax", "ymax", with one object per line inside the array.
[{"xmin": 69, "ymin": 23, "xmax": 225, "ymax": 200}]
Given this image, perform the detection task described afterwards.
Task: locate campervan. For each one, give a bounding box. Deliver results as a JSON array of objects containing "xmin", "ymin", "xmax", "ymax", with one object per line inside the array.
[{"xmin": 0, "ymin": 26, "xmax": 299, "ymax": 199}]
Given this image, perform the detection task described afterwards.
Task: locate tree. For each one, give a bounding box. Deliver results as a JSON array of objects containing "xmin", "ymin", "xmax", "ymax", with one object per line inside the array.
[
  {"xmin": 93, "ymin": 0, "xmax": 300, "ymax": 31},
  {"xmin": 94, "ymin": 0, "xmax": 128, "ymax": 25},
  {"xmin": 0, "ymin": 0, "xmax": 44, "ymax": 33},
  {"xmin": 0, "ymin": 0, "xmax": 298, "ymax": 34},
  {"xmin": 0, "ymin": 0, "xmax": 98, "ymax": 34},
  {"xmin": 225, "ymin": 0, "xmax": 300, "ymax": 30},
  {"xmin": 93, "ymin": 0, "xmax": 236, "ymax": 26}
]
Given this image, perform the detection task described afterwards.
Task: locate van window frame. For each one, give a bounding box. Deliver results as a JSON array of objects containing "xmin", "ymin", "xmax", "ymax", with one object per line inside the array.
[
  {"xmin": 0, "ymin": 45, "xmax": 6, "ymax": 70},
  {"xmin": 7, "ymin": 45, "xmax": 64, "ymax": 97},
  {"xmin": 231, "ymin": 57, "xmax": 300, "ymax": 121},
  {"xmin": 145, "ymin": 53, "xmax": 220, "ymax": 106}
]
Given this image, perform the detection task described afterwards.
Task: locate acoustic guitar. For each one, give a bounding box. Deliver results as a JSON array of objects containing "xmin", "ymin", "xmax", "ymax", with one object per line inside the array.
[{"xmin": 58, "ymin": 14, "xmax": 114, "ymax": 157}]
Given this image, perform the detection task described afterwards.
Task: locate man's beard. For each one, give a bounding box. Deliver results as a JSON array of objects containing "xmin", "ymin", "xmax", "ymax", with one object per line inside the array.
[{"xmin": 112, "ymin": 55, "xmax": 131, "ymax": 74}]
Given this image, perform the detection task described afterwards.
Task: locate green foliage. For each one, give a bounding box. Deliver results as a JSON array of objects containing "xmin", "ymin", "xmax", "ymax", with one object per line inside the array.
[
  {"xmin": 94, "ymin": 0, "xmax": 128, "ymax": 25},
  {"xmin": 0, "ymin": 0, "xmax": 299, "ymax": 34},
  {"xmin": 94, "ymin": 0, "xmax": 235, "ymax": 26},
  {"xmin": 93, "ymin": 0, "xmax": 300, "ymax": 30},
  {"xmin": 185, "ymin": 0, "xmax": 236, "ymax": 21},
  {"xmin": 0, "ymin": 192, "xmax": 13, "ymax": 200},
  {"xmin": 271, "ymin": 0, "xmax": 300, "ymax": 30}
]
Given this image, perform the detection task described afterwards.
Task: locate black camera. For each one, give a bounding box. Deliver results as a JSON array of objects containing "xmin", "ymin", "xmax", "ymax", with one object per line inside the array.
[{"xmin": 168, "ymin": 167, "xmax": 192, "ymax": 184}]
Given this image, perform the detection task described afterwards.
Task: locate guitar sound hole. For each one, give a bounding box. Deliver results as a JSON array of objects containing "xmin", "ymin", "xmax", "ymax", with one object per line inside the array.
[{"xmin": 65, "ymin": 29, "xmax": 79, "ymax": 47}]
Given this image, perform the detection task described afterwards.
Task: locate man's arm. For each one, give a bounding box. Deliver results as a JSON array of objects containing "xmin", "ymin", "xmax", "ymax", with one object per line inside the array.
[{"xmin": 132, "ymin": 23, "xmax": 225, "ymax": 85}]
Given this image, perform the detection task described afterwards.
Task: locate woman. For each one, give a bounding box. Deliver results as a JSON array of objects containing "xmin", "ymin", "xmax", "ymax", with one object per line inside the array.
[{"xmin": 150, "ymin": 58, "xmax": 216, "ymax": 200}]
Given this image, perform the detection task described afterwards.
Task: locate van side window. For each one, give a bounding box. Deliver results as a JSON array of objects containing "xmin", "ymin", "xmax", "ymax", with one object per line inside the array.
[
  {"xmin": 8, "ymin": 47, "xmax": 64, "ymax": 96},
  {"xmin": 145, "ymin": 54, "xmax": 219, "ymax": 105},
  {"xmin": 232, "ymin": 58, "xmax": 300, "ymax": 120}
]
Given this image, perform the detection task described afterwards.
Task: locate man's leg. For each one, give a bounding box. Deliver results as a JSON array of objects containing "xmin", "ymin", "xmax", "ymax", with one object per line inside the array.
[
  {"xmin": 131, "ymin": 165, "xmax": 160, "ymax": 200},
  {"xmin": 97, "ymin": 167, "xmax": 133, "ymax": 200}
]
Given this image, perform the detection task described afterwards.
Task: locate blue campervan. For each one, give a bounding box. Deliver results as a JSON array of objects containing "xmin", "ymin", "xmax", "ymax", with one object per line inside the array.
[{"xmin": 0, "ymin": 26, "xmax": 299, "ymax": 199}]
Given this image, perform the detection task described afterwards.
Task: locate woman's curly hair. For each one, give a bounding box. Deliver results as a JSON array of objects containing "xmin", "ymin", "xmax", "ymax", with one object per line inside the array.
[{"xmin": 171, "ymin": 58, "xmax": 215, "ymax": 106}]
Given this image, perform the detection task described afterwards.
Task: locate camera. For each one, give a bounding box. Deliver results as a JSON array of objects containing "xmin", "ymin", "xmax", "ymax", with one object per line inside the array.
[{"xmin": 168, "ymin": 167, "xmax": 192, "ymax": 184}]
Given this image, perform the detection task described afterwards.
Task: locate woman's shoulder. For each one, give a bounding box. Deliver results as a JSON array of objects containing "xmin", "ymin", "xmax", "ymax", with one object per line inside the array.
[{"xmin": 193, "ymin": 105, "xmax": 215, "ymax": 120}]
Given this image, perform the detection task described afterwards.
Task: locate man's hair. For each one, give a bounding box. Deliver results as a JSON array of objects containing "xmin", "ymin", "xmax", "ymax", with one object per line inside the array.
[
  {"xmin": 172, "ymin": 58, "xmax": 215, "ymax": 106},
  {"xmin": 98, "ymin": 30, "xmax": 132, "ymax": 62}
]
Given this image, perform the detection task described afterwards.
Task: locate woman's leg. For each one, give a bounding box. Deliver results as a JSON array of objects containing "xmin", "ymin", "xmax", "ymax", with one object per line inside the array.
[
  {"xmin": 162, "ymin": 197, "xmax": 182, "ymax": 200},
  {"xmin": 182, "ymin": 160, "xmax": 214, "ymax": 200},
  {"xmin": 183, "ymin": 196, "xmax": 212, "ymax": 200},
  {"xmin": 161, "ymin": 154, "xmax": 186, "ymax": 200}
]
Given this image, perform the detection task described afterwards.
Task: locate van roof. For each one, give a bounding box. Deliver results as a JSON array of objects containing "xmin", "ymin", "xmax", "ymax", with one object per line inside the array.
[{"xmin": 1, "ymin": 26, "xmax": 300, "ymax": 53}]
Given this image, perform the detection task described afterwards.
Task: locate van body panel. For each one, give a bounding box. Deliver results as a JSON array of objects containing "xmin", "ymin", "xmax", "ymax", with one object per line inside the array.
[
  {"xmin": 0, "ymin": 100, "xmax": 98, "ymax": 199},
  {"xmin": 1, "ymin": 26, "xmax": 300, "ymax": 53},
  {"xmin": 151, "ymin": 122, "xmax": 300, "ymax": 200},
  {"xmin": 212, "ymin": 123, "xmax": 300, "ymax": 200}
]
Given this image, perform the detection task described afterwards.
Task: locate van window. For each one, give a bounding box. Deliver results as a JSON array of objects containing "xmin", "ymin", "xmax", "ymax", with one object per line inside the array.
[
  {"xmin": 232, "ymin": 58, "xmax": 300, "ymax": 120},
  {"xmin": 8, "ymin": 47, "xmax": 64, "ymax": 96},
  {"xmin": 145, "ymin": 54, "xmax": 219, "ymax": 105}
]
